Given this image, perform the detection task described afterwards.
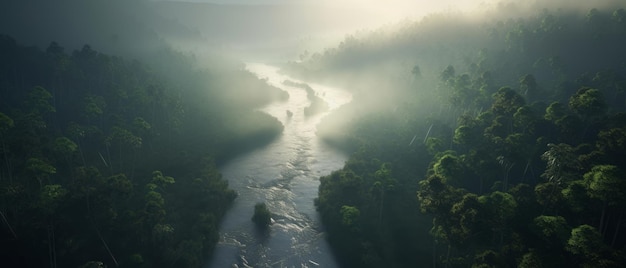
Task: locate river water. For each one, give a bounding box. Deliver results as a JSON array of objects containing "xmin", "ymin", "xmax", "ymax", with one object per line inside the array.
[{"xmin": 206, "ymin": 63, "xmax": 352, "ymax": 268}]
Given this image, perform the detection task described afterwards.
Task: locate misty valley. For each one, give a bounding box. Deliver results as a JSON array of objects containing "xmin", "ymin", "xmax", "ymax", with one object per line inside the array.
[{"xmin": 1, "ymin": 0, "xmax": 626, "ymax": 268}]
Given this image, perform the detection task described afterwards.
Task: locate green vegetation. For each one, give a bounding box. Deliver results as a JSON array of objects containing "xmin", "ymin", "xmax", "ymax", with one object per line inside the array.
[
  {"xmin": 251, "ymin": 202, "xmax": 272, "ymax": 229},
  {"xmin": 287, "ymin": 4, "xmax": 626, "ymax": 268},
  {"xmin": 0, "ymin": 35, "xmax": 285, "ymax": 267}
]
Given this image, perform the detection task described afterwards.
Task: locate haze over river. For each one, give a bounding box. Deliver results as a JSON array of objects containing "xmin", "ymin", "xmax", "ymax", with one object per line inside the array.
[{"xmin": 206, "ymin": 63, "xmax": 352, "ymax": 267}]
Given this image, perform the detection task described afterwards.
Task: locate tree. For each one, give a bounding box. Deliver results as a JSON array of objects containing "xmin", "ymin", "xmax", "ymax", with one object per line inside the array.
[
  {"xmin": 518, "ymin": 250, "xmax": 544, "ymax": 268},
  {"xmin": 143, "ymin": 188, "xmax": 166, "ymax": 228},
  {"xmin": 252, "ymin": 202, "xmax": 271, "ymax": 229},
  {"xmin": 39, "ymin": 184, "xmax": 68, "ymax": 215},
  {"xmin": 568, "ymin": 87, "xmax": 607, "ymax": 119},
  {"xmin": 441, "ymin": 65, "xmax": 456, "ymax": 84},
  {"xmin": 561, "ymin": 180, "xmax": 592, "ymax": 213},
  {"xmin": 595, "ymin": 126, "xmax": 626, "ymax": 167},
  {"xmin": 472, "ymin": 249, "xmax": 503, "ymax": 268},
  {"xmin": 105, "ymin": 126, "xmax": 142, "ymax": 173},
  {"xmin": 433, "ymin": 153, "xmax": 464, "ymax": 184},
  {"xmin": 26, "ymin": 86, "xmax": 56, "ymax": 116},
  {"xmin": 339, "ymin": 205, "xmax": 360, "ymax": 227},
  {"xmin": 26, "ymin": 158, "xmax": 57, "ymax": 188},
  {"xmin": 478, "ymin": 191, "xmax": 517, "ymax": 246},
  {"xmin": 491, "ymin": 87, "xmax": 525, "ymax": 116},
  {"xmin": 0, "ymin": 112, "xmax": 14, "ymax": 135},
  {"xmin": 513, "ymin": 106, "xmax": 539, "ymax": 134},
  {"xmin": 51, "ymin": 137, "xmax": 78, "ymax": 169},
  {"xmin": 519, "ymin": 74, "xmax": 538, "ymax": 101},
  {"xmin": 453, "ymin": 125, "xmax": 480, "ymax": 146},
  {"xmin": 411, "ymin": 64, "xmax": 421, "ymax": 78},
  {"xmin": 150, "ymin": 170, "xmax": 175, "ymax": 189},
  {"xmin": 541, "ymin": 143, "xmax": 581, "ymax": 184},
  {"xmin": 81, "ymin": 95, "xmax": 106, "ymax": 124},
  {"xmin": 585, "ymin": 165, "xmax": 626, "ymax": 207},
  {"xmin": 583, "ymin": 165, "xmax": 626, "ymax": 237},
  {"xmin": 566, "ymin": 225, "xmax": 607, "ymax": 265},
  {"xmin": 544, "ymin": 102, "xmax": 567, "ymax": 121},
  {"xmin": 449, "ymin": 193, "xmax": 483, "ymax": 247},
  {"xmin": 372, "ymin": 163, "xmax": 395, "ymax": 228},
  {"xmin": 105, "ymin": 174, "xmax": 133, "ymax": 198},
  {"xmin": 417, "ymin": 174, "xmax": 464, "ymax": 216},
  {"xmin": 531, "ymin": 215, "xmax": 570, "ymax": 249}
]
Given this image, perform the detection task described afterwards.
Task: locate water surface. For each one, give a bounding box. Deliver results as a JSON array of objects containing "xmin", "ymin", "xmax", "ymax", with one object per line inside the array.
[{"xmin": 206, "ymin": 63, "xmax": 352, "ymax": 268}]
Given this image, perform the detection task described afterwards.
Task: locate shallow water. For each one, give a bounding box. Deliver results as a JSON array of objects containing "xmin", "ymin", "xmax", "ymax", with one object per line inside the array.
[{"xmin": 206, "ymin": 63, "xmax": 352, "ymax": 268}]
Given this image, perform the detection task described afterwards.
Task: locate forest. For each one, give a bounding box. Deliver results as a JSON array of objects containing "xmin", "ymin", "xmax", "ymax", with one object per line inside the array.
[
  {"xmin": 3, "ymin": 0, "xmax": 626, "ymax": 267},
  {"xmin": 0, "ymin": 35, "xmax": 287, "ymax": 267},
  {"xmin": 284, "ymin": 3, "xmax": 626, "ymax": 268}
]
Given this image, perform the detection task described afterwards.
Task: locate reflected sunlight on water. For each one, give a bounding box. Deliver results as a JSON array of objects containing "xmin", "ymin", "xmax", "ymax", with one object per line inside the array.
[{"xmin": 206, "ymin": 63, "xmax": 351, "ymax": 268}]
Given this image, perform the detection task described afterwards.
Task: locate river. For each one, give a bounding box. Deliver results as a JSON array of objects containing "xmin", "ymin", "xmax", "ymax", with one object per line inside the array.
[{"xmin": 206, "ymin": 63, "xmax": 352, "ymax": 268}]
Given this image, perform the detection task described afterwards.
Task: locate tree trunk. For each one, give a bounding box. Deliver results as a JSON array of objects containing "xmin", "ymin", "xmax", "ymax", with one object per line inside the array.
[
  {"xmin": 611, "ymin": 210, "xmax": 624, "ymax": 247},
  {"xmin": 378, "ymin": 189, "xmax": 384, "ymax": 229},
  {"xmin": 599, "ymin": 201, "xmax": 607, "ymax": 235},
  {"xmin": 433, "ymin": 237, "xmax": 437, "ymax": 268},
  {"xmin": 0, "ymin": 210, "xmax": 17, "ymax": 239},
  {"xmin": 1, "ymin": 138, "xmax": 12, "ymax": 183},
  {"xmin": 92, "ymin": 219, "xmax": 119, "ymax": 267},
  {"xmin": 445, "ymin": 244, "xmax": 451, "ymax": 268},
  {"xmin": 47, "ymin": 222, "xmax": 57, "ymax": 268},
  {"xmin": 77, "ymin": 138, "xmax": 86, "ymax": 166}
]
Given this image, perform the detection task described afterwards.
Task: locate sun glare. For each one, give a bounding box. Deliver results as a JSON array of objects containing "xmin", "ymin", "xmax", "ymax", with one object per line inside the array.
[{"xmin": 317, "ymin": 0, "xmax": 494, "ymax": 26}]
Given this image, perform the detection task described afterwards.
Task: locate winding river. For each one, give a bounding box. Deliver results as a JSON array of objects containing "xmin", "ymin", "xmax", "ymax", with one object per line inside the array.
[{"xmin": 206, "ymin": 63, "xmax": 352, "ymax": 268}]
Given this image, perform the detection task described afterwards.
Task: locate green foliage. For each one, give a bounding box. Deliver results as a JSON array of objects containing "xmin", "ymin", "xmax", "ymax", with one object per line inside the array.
[
  {"xmin": 433, "ymin": 153, "xmax": 464, "ymax": 183},
  {"xmin": 39, "ymin": 184, "xmax": 68, "ymax": 214},
  {"xmin": 52, "ymin": 137, "xmax": 78, "ymax": 155},
  {"xmin": 491, "ymin": 87, "xmax": 526, "ymax": 116},
  {"xmin": 566, "ymin": 225, "xmax": 606, "ymax": 259},
  {"xmin": 584, "ymin": 165, "xmax": 626, "ymax": 206},
  {"xmin": 151, "ymin": 170, "xmax": 175, "ymax": 188},
  {"xmin": 26, "ymin": 158, "xmax": 57, "ymax": 180},
  {"xmin": 285, "ymin": 5, "xmax": 626, "ymax": 267},
  {"xmin": 518, "ymin": 250, "xmax": 544, "ymax": 268},
  {"xmin": 339, "ymin": 205, "xmax": 360, "ymax": 227},
  {"xmin": 105, "ymin": 174, "xmax": 133, "ymax": 195},
  {"xmin": 531, "ymin": 215, "xmax": 570, "ymax": 246},
  {"xmin": 251, "ymin": 202, "xmax": 272, "ymax": 228},
  {"xmin": 545, "ymin": 102, "xmax": 567, "ymax": 121},
  {"xmin": 26, "ymin": 86, "xmax": 56, "ymax": 115},
  {"xmin": 0, "ymin": 112, "xmax": 14, "ymax": 133},
  {"xmin": 569, "ymin": 87, "xmax": 607, "ymax": 118},
  {"xmin": 478, "ymin": 191, "xmax": 517, "ymax": 226},
  {"xmin": 0, "ymin": 34, "xmax": 281, "ymax": 267},
  {"xmin": 106, "ymin": 126, "xmax": 142, "ymax": 149}
]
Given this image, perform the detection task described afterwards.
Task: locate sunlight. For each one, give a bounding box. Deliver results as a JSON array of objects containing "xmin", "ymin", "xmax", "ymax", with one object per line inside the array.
[{"xmin": 318, "ymin": 0, "xmax": 492, "ymax": 23}]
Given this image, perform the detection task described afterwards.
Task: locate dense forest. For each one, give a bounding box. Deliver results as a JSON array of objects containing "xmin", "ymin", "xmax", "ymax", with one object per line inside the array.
[
  {"xmin": 4, "ymin": 0, "xmax": 626, "ymax": 267},
  {"xmin": 284, "ymin": 3, "xmax": 626, "ymax": 268},
  {"xmin": 0, "ymin": 34, "xmax": 287, "ymax": 267}
]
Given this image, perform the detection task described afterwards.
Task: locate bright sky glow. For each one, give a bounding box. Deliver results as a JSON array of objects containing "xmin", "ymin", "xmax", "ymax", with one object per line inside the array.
[{"xmin": 159, "ymin": 0, "xmax": 496, "ymax": 23}]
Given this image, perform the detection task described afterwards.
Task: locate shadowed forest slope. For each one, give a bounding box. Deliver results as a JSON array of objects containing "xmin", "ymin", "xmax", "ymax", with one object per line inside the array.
[
  {"xmin": 0, "ymin": 33, "xmax": 286, "ymax": 267},
  {"xmin": 284, "ymin": 3, "xmax": 626, "ymax": 267}
]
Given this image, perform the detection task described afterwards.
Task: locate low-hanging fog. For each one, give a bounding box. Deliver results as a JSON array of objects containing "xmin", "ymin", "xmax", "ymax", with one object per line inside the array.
[{"xmin": 1, "ymin": 0, "xmax": 626, "ymax": 267}]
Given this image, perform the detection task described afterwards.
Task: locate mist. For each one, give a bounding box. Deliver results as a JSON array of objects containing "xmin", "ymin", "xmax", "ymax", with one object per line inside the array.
[{"xmin": 1, "ymin": 0, "xmax": 626, "ymax": 267}]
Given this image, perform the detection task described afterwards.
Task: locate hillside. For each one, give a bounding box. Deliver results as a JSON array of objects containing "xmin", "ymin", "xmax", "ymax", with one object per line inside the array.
[
  {"xmin": 0, "ymin": 33, "xmax": 285, "ymax": 268},
  {"xmin": 285, "ymin": 3, "xmax": 626, "ymax": 267}
]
